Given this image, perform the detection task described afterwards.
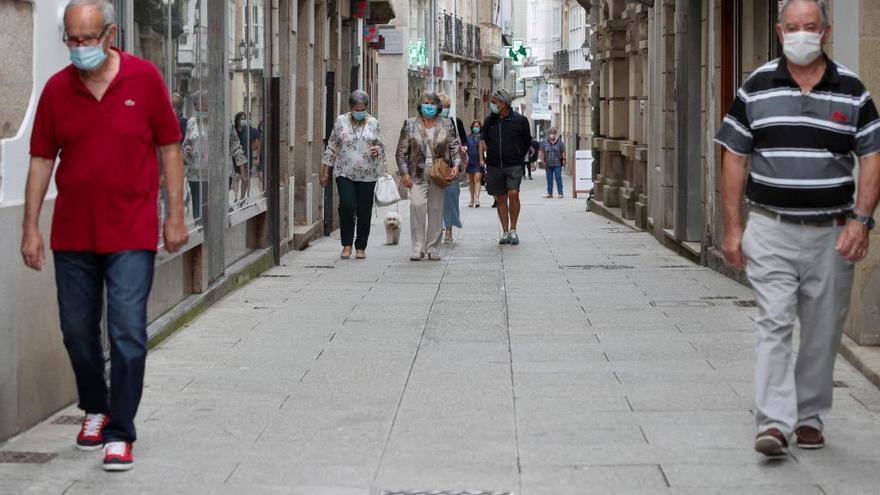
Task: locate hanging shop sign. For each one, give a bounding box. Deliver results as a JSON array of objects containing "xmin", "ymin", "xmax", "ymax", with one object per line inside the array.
[
  {"xmin": 378, "ymin": 28, "xmax": 404, "ymax": 55},
  {"xmin": 504, "ymin": 39, "xmax": 531, "ymax": 66},
  {"xmin": 352, "ymin": 0, "xmax": 370, "ymax": 18},
  {"xmin": 408, "ymin": 39, "xmax": 429, "ymax": 67},
  {"xmin": 364, "ymin": 24, "xmax": 379, "ymax": 43}
]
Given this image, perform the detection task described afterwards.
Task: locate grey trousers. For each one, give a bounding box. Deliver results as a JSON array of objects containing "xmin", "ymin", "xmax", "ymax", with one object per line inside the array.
[
  {"xmin": 409, "ymin": 175, "xmax": 445, "ymax": 255},
  {"xmin": 742, "ymin": 210, "xmax": 854, "ymax": 436}
]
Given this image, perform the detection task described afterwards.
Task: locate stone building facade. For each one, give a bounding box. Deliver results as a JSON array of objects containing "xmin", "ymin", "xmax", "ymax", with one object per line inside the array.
[
  {"xmin": 587, "ymin": 0, "xmax": 880, "ymax": 346},
  {"xmin": 555, "ymin": 0, "xmax": 592, "ymax": 169}
]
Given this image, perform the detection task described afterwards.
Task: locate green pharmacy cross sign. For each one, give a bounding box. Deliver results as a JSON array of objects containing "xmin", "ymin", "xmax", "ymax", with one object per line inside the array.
[
  {"xmin": 505, "ymin": 39, "xmax": 531, "ymax": 66},
  {"xmin": 408, "ymin": 39, "xmax": 429, "ymax": 67}
]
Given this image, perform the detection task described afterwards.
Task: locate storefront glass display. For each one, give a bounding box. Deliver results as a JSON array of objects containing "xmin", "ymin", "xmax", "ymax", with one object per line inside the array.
[
  {"xmin": 130, "ymin": 0, "xmax": 207, "ymax": 243},
  {"xmin": 228, "ymin": 0, "xmax": 267, "ymax": 223}
]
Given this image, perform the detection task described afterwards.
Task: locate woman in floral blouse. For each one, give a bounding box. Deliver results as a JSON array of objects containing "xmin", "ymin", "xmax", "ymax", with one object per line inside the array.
[{"xmin": 320, "ymin": 90, "xmax": 386, "ymax": 259}]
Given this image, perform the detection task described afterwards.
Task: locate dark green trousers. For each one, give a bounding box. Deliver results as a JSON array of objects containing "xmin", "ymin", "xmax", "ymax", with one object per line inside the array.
[{"xmin": 336, "ymin": 177, "xmax": 376, "ymax": 250}]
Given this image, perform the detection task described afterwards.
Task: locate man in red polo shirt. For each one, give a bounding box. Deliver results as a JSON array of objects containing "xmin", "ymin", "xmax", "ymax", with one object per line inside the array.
[{"xmin": 20, "ymin": 0, "xmax": 187, "ymax": 472}]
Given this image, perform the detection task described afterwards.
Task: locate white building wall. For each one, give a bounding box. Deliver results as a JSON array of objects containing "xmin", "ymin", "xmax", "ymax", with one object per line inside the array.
[
  {"xmin": 0, "ymin": 0, "xmax": 70, "ymax": 205},
  {"xmin": 526, "ymin": 0, "xmax": 562, "ymax": 64}
]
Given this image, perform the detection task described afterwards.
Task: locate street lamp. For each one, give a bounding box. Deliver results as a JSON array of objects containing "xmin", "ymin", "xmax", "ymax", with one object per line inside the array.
[
  {"xmin": 581, "ymin": 39, "xmax": 590, "ymax": 62},
  {"xmin": 239, "ymin": 39, "xmax": 248, "ymax": 60}
]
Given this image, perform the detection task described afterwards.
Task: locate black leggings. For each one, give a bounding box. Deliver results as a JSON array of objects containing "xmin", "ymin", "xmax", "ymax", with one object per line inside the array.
[{"xmin": 336, "ymin": 177, "xmax": 376, "ymax": 250}]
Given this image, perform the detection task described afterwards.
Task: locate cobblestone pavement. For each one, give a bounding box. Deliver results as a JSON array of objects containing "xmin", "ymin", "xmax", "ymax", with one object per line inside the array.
[{"xmin": 2, "ymin": 171, "xmax": 880, "ymax": 494}]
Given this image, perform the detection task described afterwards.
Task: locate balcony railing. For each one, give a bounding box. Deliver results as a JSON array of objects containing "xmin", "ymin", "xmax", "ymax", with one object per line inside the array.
[
  {"xmin": 552, "ymin": 49, "xmax": 569, "ymax": 75},
  {"xmin": 551, "ymin": 48, "xmax": 591, "ymax": 76},
  {"xmin": 480, "ymin": 23, "xmax": 502, "ymax": 63},
  {"xmin": 439, "ymin": 12, "xmax": 483, "ymax": 63}
]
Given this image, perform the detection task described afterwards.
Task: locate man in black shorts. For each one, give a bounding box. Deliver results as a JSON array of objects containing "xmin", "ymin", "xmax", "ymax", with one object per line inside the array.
[{"xmin": 482, "ymin": 89, "xmax": 532, "ymax": 245}]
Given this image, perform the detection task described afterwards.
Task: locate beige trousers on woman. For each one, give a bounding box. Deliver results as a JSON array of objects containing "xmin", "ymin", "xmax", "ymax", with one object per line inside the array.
[{"xmin": 409, "ymin": 174, "xmax": 445, "ymax": 256}]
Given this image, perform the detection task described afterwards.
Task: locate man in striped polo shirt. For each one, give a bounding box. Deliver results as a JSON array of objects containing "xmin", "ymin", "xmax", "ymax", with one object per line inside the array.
[{"xmin": 716, "ymin": 0, "xmax": 880, "ymax": 459}]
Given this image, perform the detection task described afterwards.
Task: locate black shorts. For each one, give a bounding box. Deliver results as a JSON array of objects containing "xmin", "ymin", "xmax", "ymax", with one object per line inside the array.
[{"xmin": 485, "ymin": 166, "xmax": 524, "ymax": 196}]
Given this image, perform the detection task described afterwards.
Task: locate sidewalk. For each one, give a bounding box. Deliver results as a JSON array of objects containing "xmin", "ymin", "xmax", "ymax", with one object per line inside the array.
[{"xmin": 2, "ymin": 171, "xmax": 880, "ymax": 494}]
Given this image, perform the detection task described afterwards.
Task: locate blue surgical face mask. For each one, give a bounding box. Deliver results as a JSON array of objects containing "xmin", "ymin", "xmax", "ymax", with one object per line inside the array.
[
  {"xmin": 472, "ymin": 127, "xmax": 481, "ymax": 134},
  {"xmin": 420, "ymin": 104, "xmax": 438, "ymax": 118},
  {"xmin": 352, "ymin": 110, "xmax": 367, "ymax": 121},
  {"xmin": 69, "ymin": 45, "xmax": 108, "ymax": 71},
  {"xmin": 490, "ymin": 103, "xmax": 500, "ymax": 114},
  {"xmin": 440, "ymin": 108, "xmax": 450, "ymax": 118}
]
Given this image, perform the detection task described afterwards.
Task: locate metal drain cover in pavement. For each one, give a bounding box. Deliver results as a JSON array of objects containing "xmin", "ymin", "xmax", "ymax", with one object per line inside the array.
[
  {"xmin": 734, "ymin": 300, "xmax": 758, "ymax": 308},
  {"xmin": 51, "ymin": 415, "xmax": 83, "ymax": 425},
  {"xmin": 0, "ymin": 452, "xmax": 57, "ymax": 464},
  {"xmin": 560, "ymin": 264, "xmax": 634, "ymax": 270},
  {"xmin": 381, "ymin": 491, "xmax": 513, "ymax": 495}
]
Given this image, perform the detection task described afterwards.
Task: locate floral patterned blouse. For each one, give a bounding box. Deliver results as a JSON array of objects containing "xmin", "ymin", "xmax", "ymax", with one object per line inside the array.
[{"xmin": 322, "ymin": 113, "xmax": 386, "ymax": 182}]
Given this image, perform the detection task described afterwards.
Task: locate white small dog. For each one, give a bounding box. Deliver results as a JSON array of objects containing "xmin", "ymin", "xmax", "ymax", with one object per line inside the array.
[{"xmin": 384, "ymin": 211, "xmax": 401, "ymax": 245}]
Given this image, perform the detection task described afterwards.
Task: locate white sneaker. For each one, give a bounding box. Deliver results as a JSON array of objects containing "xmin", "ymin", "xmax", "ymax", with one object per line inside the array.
[{"xmin": 103, "ymin": 441, "xmax": 134, "ymax": 471}]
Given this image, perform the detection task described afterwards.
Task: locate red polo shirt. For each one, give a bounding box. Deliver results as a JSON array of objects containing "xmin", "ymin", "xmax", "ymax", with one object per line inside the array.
[{"xmin": 30, "ymin": 49, "xmax": 181, "ymax": 253}]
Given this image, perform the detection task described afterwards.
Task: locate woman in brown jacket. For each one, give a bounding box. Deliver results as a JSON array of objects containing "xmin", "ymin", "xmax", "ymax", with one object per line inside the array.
[{"xmin": 396, "ymin": 93, "xmax": 462, "ymax": 261}]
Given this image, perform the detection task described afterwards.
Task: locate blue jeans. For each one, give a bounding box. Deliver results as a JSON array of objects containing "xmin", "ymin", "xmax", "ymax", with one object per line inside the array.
[
  {"xmin": 546, "ymin": 166, "xmax": 563, "ymax": 195},
  {"xmin": 54, "ymin": 250, "xmax": 155, "ymax": 443}
]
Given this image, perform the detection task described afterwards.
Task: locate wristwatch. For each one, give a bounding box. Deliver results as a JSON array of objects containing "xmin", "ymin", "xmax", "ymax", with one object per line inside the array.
[{"xmin": 851, "ymin": 212, "xmax": 876, "ymax": 230}]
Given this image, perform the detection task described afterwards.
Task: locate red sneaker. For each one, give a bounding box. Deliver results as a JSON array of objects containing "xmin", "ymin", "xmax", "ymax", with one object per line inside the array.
[
  {"xmin": 76, "ymin": 413, "xmax": 109, "ymax": 451},
  {"xmin": 103, "ymin": 441, "xmax": 134, "ymax": 472}
]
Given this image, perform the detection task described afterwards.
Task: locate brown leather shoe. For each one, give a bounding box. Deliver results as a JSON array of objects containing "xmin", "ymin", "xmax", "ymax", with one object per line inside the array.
[
  {"xmin": 755, "ymin": 428, "xmax": 789, "ymax": 458},
  {"xmin": 795, "ymin": 426, "xmax": 825, "ymax": 449}
]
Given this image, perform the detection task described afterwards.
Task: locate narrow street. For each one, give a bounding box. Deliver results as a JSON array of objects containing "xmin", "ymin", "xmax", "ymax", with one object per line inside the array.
[{"xmin": 3, "ymin": 172, "xmax": 880, "ymax": 495}]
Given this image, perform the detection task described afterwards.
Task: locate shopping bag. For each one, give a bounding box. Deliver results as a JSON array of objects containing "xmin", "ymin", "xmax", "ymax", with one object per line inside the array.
[{"xmin": 374, "ymin": 174, "xmax": 402, "ymax": 206}]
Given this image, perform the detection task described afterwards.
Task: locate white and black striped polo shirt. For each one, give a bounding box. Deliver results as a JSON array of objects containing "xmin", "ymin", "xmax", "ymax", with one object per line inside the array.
[{"xmin": 715, "ymin": 55, "xmax": 880, "ymax": 220}]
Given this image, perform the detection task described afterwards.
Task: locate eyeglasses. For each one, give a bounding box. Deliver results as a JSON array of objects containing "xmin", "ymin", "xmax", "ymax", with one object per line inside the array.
[{"xmin": 63, "ymin": 24, "xmax": 110, "ymax": 48}]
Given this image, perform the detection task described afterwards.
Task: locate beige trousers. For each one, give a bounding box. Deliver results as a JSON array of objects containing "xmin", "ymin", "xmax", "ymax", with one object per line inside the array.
[
  {"xmin": 409, "ymin": 176, "xmax": 445, "ymax": 255},
  {"xmin": 742, "ymin": 209, "xmax": 855, "ymax": 436}
]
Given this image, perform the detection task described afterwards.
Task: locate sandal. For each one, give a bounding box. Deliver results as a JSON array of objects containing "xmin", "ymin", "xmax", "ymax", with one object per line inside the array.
[
  {"xmin": 340, "ymin": 246, "xmax": 352, "ymax": 259},
  {"xmin": 427, "ymin": 253, "xmax": 442, "ymax": 261},
  {"xmin": 410, "ymin": 252, "xmax": 425, "ymax": 261},
  {"xmin": 468, "ymin": 201, "xmax": 474, "ymax": 207},
  {"xmin": 355, "ymin": 250, "xmax": 366, "ymax": 259},
  {"xmin": 475, "ymin": 200, "xmax": 480, "ymax": 208}
]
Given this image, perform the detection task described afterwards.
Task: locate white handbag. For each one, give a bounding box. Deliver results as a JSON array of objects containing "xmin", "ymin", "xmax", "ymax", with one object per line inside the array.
[{"xmin": 374, "ymin": 174, "xmax": 402, "ymax": 206}]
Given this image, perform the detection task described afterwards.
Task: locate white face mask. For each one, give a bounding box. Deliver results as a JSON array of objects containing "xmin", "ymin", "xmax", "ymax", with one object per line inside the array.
[{"xmin": 783, "ymin": 30, "xmax": 824, "ymax": 66}]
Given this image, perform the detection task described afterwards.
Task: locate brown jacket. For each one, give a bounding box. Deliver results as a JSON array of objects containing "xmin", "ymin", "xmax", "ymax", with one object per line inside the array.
[{"xmin": 395, "ymin": 117, "xmax": 462, "ymax": 184}]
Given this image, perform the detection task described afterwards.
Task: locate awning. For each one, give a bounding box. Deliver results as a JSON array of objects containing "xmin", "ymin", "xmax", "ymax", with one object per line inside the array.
[{"xmin": 368, "ymin": 0, "xmax": 396, "ymax": 24}]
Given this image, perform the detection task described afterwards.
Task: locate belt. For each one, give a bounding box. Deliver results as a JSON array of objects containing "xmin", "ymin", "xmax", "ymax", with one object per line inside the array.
[{"xmin": 749, "ymin": 207, "xmax": 848, "ymax": 227}]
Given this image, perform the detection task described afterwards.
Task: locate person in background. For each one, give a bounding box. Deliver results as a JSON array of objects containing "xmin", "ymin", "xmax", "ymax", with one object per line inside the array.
[
  {"xmin": 234, "ymin": 111, "xmax": 262, "ymax": 199},
  {"xmin": 466, "ymin": 120, "xmax": 484, "ymax": 207},
  {"xmin": 320, "ymin": 90, "xmax": 385, "ymax": 260},
  {"xmin": 439, "ymin": 94, "xmax": 466, "ymax": 244},
  {"xmin": 482, "ymin": 89, "xmax": 532, "ymax": 245},
  {"xmin": 171, "ymin": 92, "xmax": 187, "ymax": 144},
  {"xmin": 717, "ymin": 0, "xmax": 880, "ymax": 459},
  {"xmin": 181, "ymin": 95, "xmax": 205, "ymax": 219},
  {"xmin": 396, "ymin": 92, "xmax": 462, "ymax": 261},
  {"xmin": 540, "ymin": 127, "xmax": 566, "ymax": 198},
  {"xmin": 228, "ymin": 121, "xmax": 248, "ymax": 205},
  {"xmin": 21, "ymin": 0, "xmax": 188, "ymax": 471},
  {"xmin": 526, "ymin": 138, "xmax": 539, "ymax": 180}
]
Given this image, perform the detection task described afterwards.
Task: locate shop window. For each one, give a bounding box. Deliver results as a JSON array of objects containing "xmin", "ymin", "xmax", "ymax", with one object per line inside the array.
[
  {"xmin": 131, "ymin": 0, "xmax": 207, "ymax": 241},
  {"xmin": 228, "ymin": 0, "xmax": 267, "ymax": 222}
]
